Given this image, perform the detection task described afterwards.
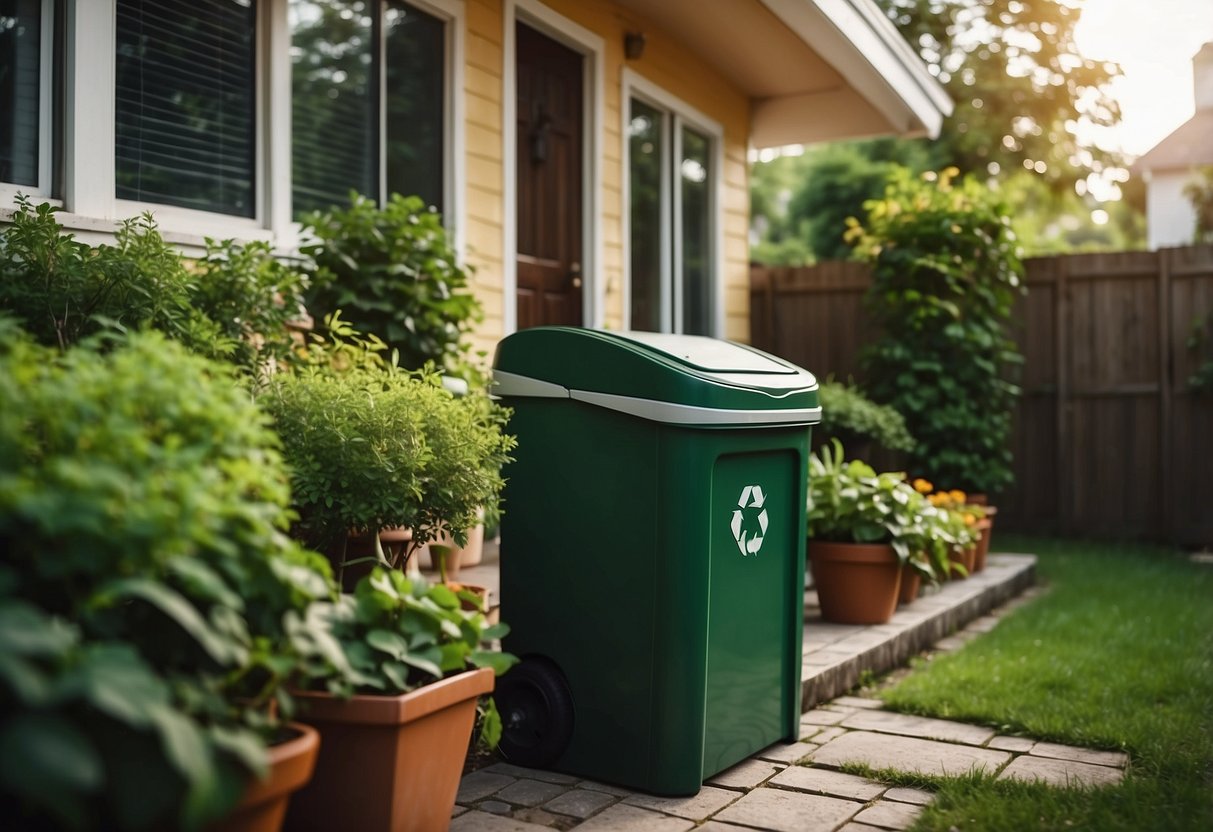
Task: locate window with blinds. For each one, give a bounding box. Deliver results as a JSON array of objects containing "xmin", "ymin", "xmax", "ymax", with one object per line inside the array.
[
  {"xmin": 290, "ymin": 0, "xmax": 445, "ymax": 218},
  {"xmin": 0, "ymin": 0, "xmax": 43, "ymax": 187},
  {"xmin": 114, "ymin": 0, "xmax": 257, "ymax": 217}
]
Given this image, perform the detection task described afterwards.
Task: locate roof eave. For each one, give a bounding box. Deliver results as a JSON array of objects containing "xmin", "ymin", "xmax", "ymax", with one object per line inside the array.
[{"xmin": 753, "ymin": 0, "xmax": 952, "ymax": 148}]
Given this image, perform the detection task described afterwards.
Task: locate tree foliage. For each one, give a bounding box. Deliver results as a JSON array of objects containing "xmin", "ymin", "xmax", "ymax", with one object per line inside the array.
[{"xmin": 876, "ymin": 0, "xmax": 1123, "ymax": 193}]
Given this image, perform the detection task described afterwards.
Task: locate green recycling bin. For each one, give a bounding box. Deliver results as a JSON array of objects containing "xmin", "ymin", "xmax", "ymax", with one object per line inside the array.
[{"xmin": 492, "ymin": 327, "xmax": 820, "ymax": 795}]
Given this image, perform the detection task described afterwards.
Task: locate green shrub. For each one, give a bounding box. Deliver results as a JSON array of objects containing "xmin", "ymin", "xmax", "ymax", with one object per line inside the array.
[
  {"xmin": 189, "ymin": 237, "xmax": 310, "ymax": 378},
  {"xmin": 850, "ymin": 167, "xmax": 1025, "ymax": 494},
  {"xmin": 0, "ymin": 197, "xmax": 225, "ymax": 357},
  {"xmin": 258, "ymin": 363, "xmax": 515, "ymax": 563},
  {"xmin": 817, "ymin": 380, "xmax": 914, "ymax": 453},
  {"xmin": 0, "ymin": 324, "xmax": 338, "ymax": 830},
  {"xmin": 301, "ymin": 193, "xmax": 482, "ymax": 378}
]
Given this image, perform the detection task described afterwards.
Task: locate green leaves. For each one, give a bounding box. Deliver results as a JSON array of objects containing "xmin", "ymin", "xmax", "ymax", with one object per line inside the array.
[
  {"xmin": 299, "ymin": 567, "xmax": 517, "ymax": 698},
  {"xmin": 300, "ymin": 193, "xmax": 482, "ymax": 379},
  {"xmin": 854, "ymin": 168, "xmax": 1024, "ymax": 493}
]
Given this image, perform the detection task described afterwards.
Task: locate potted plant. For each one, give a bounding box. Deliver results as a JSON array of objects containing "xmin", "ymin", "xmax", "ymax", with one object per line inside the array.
[
  {"xmin": 807, "ymin": 441, "xmax": 919, "ymax": 623},
  {"xmin": 0, "ymin": 326, "xmax": 338, "ymax": 830},
  {"xmin": 285, "ymin": 567, "xmax": 516, "ymax": 831},
  {"xmin": 257, "ymin": 353, "xmax": 514, "ymax": 588},
  {"xmin": 914, "ymin": 481, "xmax": 986, "ymax": 577}
]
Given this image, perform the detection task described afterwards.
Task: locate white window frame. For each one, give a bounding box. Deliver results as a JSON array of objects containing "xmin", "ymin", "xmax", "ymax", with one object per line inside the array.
[
  {"xmin": 0, "ymin": 0, "xmax": 58, "ymax": 205},
  {"xmin": 2, "ymin": 0, "xmax": 464, "ymax": 256},
  {"xmin": 621, "ymin": 69, "xmax": 725, "ymax": 337},
  {"xmin": 503, "ymin": 0, "xmax": 605, "ymax": 333}
]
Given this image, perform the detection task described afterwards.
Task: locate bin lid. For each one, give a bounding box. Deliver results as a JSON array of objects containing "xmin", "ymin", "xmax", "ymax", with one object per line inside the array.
[{"xmin": 492, "ymin": 327, "xmax": 820, "ymax": 427}]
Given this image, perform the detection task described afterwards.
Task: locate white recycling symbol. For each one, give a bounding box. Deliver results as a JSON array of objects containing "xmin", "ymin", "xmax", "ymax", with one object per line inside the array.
[{"xmin": 730, "ymin": 484, "xmax": 769, "ymax": 556}]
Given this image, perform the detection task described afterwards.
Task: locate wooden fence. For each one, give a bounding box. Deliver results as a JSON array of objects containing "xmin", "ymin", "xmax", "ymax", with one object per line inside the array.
[{"xmin": 750, "ymin": 246, "xmax": 1213, "ymax": 546}]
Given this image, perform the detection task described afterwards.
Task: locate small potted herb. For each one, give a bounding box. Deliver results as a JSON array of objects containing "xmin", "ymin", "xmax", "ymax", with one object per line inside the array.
[{"xmin": 285, "ymin": 567, "xmax": 516, "ymax": 831}]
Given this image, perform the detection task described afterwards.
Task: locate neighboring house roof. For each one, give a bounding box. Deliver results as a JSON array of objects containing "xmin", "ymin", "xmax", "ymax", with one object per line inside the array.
[
  {"xmin": 613, "ymin": 0, "xmax": 952, "ymax": 147},
  {"xmin": 1135, "ymin": 109, "xmax": 1213, "ymax": 173}
]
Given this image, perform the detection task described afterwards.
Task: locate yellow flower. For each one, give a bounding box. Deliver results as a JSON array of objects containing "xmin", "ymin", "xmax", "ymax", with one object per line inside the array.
[
  {"xmin": 913, "ymin": 478, "xmax": 933, "ymax": 494},
  {"xmin": 964, "ymin": 514, "xmax": 976, "ymax": 526},
  {"xmin": 950, "ymin": 489, "xmax": 967, "ymax": 504}
]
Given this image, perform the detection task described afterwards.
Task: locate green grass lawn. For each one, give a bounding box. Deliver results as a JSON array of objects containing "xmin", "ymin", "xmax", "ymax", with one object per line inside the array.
[{"xmin": 877, "ymin": 535, "xmax": 1213, "ymax": 831}]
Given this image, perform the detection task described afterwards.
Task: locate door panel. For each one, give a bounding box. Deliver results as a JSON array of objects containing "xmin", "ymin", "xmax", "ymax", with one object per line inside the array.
[{"xmin": 516, "ymin": 22, "xmax": 583, "ymax": 329}]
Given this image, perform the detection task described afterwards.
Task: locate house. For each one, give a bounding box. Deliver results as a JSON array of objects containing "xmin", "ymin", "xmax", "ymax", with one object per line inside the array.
[
  {"xmin": 1136, "ymin": 41, "xmax": 1213, "ymax": 250},
  {"xmin": 0, "ymin": 0, "xmax": 949, "ymax": 355}
]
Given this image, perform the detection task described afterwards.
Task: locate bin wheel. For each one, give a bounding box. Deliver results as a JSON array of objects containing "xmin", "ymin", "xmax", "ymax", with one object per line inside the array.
[{"xmin": 496, "ymin": 658, "xmax": 574, "ymax": 768}]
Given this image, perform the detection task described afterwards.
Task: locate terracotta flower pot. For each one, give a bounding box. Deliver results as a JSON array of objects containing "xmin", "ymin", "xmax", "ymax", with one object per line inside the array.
[
  {"xmin": 331, "ymin": 528, "xmax": 414, "ymax": 590},
  {"xmin": 286, "ymin": 667, "xmax": 495, "ymax": 832},
  {"xmin": 898, "ymin": 564, "xmax": 922, "ymax": 604},
  {"xmin": 972, "ymin": 517, "xmax": 994, "ymax": 572},
  {"xmin": 808, "ymin": 541, "xmax": 902, "ymax": 624},
  {"xmin": 216, "ymin": 723, "xmax": 319, "ymax": 832},
  {"xmin": 949, "ymin": 544, "xmax": 977, "ymax": 579}
]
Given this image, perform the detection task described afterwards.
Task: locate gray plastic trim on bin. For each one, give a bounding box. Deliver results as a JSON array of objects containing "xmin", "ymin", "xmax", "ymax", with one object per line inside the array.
[{"xmin": 492, "ymin": 369, "xmax": 822, "ymax": 427}]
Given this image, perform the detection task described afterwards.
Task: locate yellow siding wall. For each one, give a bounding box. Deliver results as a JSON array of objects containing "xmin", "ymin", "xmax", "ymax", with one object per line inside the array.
[{"xmin": 462, "ymin": 0, "xmax": 752, "ymax": 359}]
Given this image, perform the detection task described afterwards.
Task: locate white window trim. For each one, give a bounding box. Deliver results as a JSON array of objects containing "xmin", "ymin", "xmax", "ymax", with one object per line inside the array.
[
  {"xmin": 6, "ymin": 0, "xmax": 464, "ymax": 256},
  {"xmin": 0, "ymin": 0, "xmax": 57, "ymax": 204},
  {"xmin": 503, "ymin": 0, "xmax": 605, "ymax": 333},
  {"xmin": 621, "ymin": 68, "xmax": 725, "ymax": 337}
]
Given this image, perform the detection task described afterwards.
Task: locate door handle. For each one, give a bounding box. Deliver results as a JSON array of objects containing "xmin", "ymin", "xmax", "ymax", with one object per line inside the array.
[{"xmin": 569, "ymin": 262, "xmax": 582, "ymax": 289}]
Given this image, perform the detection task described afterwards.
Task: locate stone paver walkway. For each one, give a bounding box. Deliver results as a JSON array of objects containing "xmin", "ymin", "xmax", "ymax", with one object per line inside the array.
[{"xmin": 452, "ymin": 578, "xmax": 1131, "ymax": 832}]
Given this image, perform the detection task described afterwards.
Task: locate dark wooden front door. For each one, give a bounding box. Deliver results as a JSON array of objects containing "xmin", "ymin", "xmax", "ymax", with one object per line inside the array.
[{"xmin": 516, "ymin": 23, "xmax": 583, "ymax": 329}]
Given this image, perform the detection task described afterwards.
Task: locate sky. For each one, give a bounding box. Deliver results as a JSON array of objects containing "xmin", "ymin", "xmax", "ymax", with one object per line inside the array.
[{"xmin": 1074, "ymin": 0, "xmax": 1213, "ymax": 158}]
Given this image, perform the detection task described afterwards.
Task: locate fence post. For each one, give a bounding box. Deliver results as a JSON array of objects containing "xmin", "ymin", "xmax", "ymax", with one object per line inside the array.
[
  {"xmin": 1158, "ymin": 249, "xmax": 1173, "ymax": 542},
  {"xmin": 1055, "ymin": 257, "xmax": 1070, "ymax": 535}
]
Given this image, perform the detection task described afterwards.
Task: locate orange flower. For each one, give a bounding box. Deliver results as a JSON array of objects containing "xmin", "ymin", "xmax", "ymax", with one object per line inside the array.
[
  {"xmin": 913, "ymin": 478, "xmax": 933, "ymax": 494},
  {"xmin": 949, "ymin": 489, "xmax": 967, "ymax": 504}
]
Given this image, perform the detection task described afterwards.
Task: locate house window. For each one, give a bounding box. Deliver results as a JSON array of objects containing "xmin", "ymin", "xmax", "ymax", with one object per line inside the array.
[
  {"xmin": 628, "ymin": 95, "xmax": 716, "ymax": 335},
  {"xmin": 1, "ymin": 0, "xmax": 58, "ymax": 194},
  {"xmin": 290, "ymin": 0, "xmax": 447, "ymax": 217},
  {"xmin": 114, "ymin": 0, "xmax": 258, "ymax": 218}
]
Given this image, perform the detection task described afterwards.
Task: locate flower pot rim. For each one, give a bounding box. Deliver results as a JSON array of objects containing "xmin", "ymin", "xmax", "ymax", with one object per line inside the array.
[
  {"xmin": 809, "ymin": 540, "xmax": 900, "ymax": 565},
  {"xmin": 292, "ymin": 666, "xmax": 494, "ymax": 726},
  {"xmin": 230, "ymin": 721, "xmax": 319, "ymax": 813}
]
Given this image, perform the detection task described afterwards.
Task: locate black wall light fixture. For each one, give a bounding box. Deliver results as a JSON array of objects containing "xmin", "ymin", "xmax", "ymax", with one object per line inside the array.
[{"xmin": 624, "ymin": 31, "xmax": 646, "ymax": 60}]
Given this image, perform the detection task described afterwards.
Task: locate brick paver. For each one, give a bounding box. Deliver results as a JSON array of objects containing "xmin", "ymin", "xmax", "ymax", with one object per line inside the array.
[
  {"xmin": 801, "ymin": 707, "xmax": 848, "ymax": 725},
  {"xmin": 812, "ymin": 731, "xmax": 1012, "ymax": 777},
  {"xmin": 714, "ymin": 788, "xmax": 861, "ymax": 832},
  {"xmin": 706, "ymin": 758, "xmax": 783, "ymax": 790},
  {"xmin": 988, "ymin": 735, "xmax": 1036, "ymax": 753},
  {"xmin": 570, "ymin": 804, "xmax": 694, "ymax": 831},
  {"xmin": 769, "ymin": 766, "xmax": 886, "ymax": 801},
  {"xmin": 840, "ymin": 709, "xmax": 996, "ymax": 746},
  {"xmin": 882, "ymin": 787, "xmax": 934, "ymax": 805},
  {"xmin": 853, "ymin": 800, "xmax": 924, "ymax": 829},
  {"xmin": 495, "ymin": 779, "xmax": 569, "ymax": 808},
  {"xmin": 484, "ymin": 762, "xmax": 581, "ymax": 785},
  {"xmin": 457, "ymin": 771, "xmax": 515, "ymax": 803},
  {"xmin": 754, "ymin": 740, "xmax": 819, "ymax": 764},
  {"xmin": 1028, "ymin": 741, "xmax": 1129, "ymax": 769},
  {"xmin": 543, "ymin": 788, "xmax": 618, "ymax": 819},
  {"xmin": 998, "ymin": 755, "xmax": 1126, "ymax": 788},
  {"xmin": 623, "ymin": 785, "xmax": 739, "ymax": 821},
  {"xmin": 450, "ymin": 810, "xmax": 552, "ymax": 831}
]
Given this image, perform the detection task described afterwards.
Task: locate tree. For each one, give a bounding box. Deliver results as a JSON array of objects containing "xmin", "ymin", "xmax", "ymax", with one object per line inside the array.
[
  {"xmin": 1183, "ymin": 166, "xmax": 1213, "ymax": 244},
  {"xmin": 876, "ymin": 0, "xmax": 1123, "ymax": 194}
]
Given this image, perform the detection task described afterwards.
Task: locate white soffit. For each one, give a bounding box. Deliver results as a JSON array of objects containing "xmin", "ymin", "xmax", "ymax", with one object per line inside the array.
[{"xmin": 611, "ymin": 0, "xmax": 951, "ymax": 147}]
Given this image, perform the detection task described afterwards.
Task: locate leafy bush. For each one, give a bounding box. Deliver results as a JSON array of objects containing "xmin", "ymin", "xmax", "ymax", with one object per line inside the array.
[
  {"xmin": 258, "ymin": 362, "xmax": 515, "ymax": 564},
  {"xmin": 817, "ymin": 380, "xmax": 914, "ymax": 453},
  {"xmin": 189, "ymin": 237, "xmax": 310, "ymax": 378},
  {"xmin": 301, "ymin": 193, "xmax": 482, "ymax": 377},
  {"xmin": 808, "ymin": 440, "xmax": 974, "ymax": 580},
  {"xmin": 0, "ymin": 324, "xmax": 338, "ymax": 830},
  {"xmin": 850, "ymin": 167, "xmax": 1025, "ymax": 494},
  {"xmin": 0, "ymin": 197, "xmax": 225, "ymax": 356},
  {"xmin": 300, "ymin": 568, "xmax": 516, "ymax": 698}
]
